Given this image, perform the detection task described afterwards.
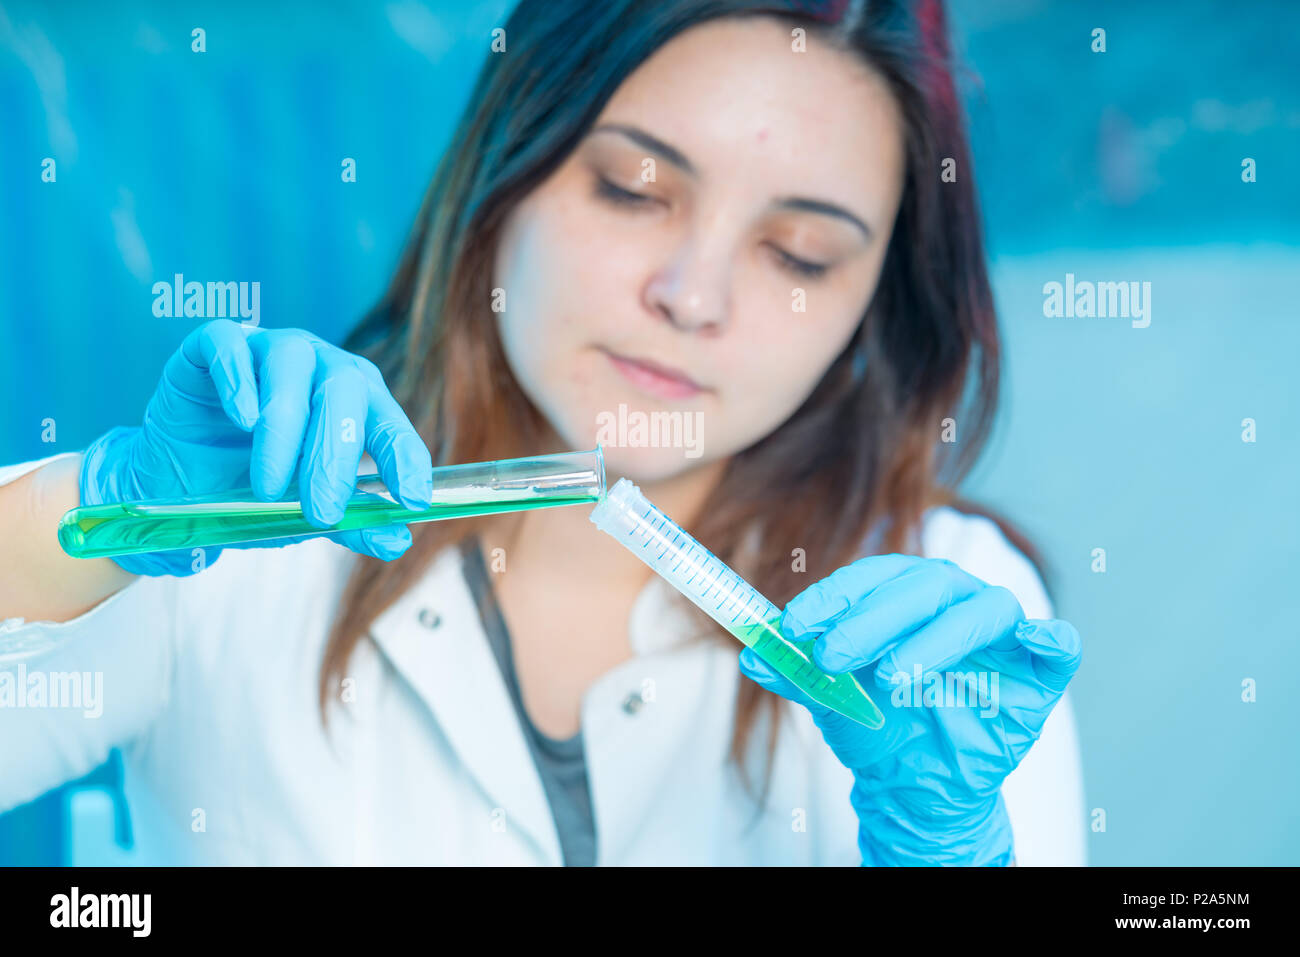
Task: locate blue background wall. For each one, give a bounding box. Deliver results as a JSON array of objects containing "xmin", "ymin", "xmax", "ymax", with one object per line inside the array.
[{"xmin": 2, "ymin": 0, "xmax": 1296, "ymax": 865}]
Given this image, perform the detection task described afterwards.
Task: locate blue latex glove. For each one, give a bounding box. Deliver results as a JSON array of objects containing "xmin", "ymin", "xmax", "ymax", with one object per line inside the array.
[
  {"xmin": 738, "ymin": 554, "xmax": 1082, "ymax": 866},
  {"xmin": 80, "ymin": 319, "xmax": 434, "ymax": 576}
]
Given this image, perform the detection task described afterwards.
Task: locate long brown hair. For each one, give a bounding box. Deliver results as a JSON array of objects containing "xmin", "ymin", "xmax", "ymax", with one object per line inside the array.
[{"xmin": 323, "ymin": 0, "xmax": 1047, "ymax": 806}]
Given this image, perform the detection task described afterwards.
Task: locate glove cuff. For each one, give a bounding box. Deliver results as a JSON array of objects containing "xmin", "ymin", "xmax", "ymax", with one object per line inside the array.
[
  {"xmin": 80, "ymin": 426, "xmax": 204, "ymax": 578},
  {"xmin": 858, "ymin": 790, "xmax": 1016, "ymax": 867}
]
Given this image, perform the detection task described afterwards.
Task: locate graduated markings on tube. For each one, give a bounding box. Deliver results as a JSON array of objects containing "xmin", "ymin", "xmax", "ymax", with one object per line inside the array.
[{"xmin": 632, "ymin": 501, "xmax": 771, "ymax": 627}]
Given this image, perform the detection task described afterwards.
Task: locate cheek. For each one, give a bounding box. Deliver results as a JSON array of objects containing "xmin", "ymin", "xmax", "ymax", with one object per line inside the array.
[
  {"xmin": 493, "ymin": 198, "xmax": 635, "ymax": 444},
  {"xmin": 697, "ymin": 303, "xmax": 863, "ymax": 457},
  {"xmin": 496, "ymin": 196, "xmax": 634, "ymax": 356},
  {"xmin": 725, "ymin": 336, "xmax": 831, "ymax": 425},
  {"xmin": 496, "ymin": 209, "xmax": 577, "ymax": 379},
  {"xmin": 727, "ymin": 289, "xmax": 863, "ymax": 412}
]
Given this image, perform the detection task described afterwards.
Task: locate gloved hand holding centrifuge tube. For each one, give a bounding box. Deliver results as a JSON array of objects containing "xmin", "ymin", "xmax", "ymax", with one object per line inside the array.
[{"xmin": 0, "ymin": 0, "xmax": 1084, "ymax": 867}]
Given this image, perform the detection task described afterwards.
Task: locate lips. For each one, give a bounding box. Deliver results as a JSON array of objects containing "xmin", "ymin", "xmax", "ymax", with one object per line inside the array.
[{"xmin": 601, "ymin": 348, "xmax": 704, "ymax": 400}]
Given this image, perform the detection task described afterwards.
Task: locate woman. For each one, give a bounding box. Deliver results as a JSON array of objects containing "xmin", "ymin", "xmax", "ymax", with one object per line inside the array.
[{"xmin": 0, "ymin": 0, "xmax": 1083, "ymax": 865}]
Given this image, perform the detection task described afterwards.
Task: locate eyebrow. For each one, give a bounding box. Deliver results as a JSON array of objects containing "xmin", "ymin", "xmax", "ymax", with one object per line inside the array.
[
  {"xmin": 589, "ymin": 122, "xmax": 874, "ymax": 241},
  {"xmin": 592, "ymin": 123, "xmax": 697, "ymax": 176}
]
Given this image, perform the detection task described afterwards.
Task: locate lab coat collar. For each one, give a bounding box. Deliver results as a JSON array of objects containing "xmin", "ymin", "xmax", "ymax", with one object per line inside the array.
[
  {"xmin": 365, "ymin": 545, "xmax": 562, "ymax": 864},
  {"xmin": 363, "ymin": 543, "xmax": 717, "ymax": 865}
]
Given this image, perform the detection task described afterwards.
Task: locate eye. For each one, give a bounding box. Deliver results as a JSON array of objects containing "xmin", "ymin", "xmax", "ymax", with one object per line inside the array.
[
  {"xmin": 594, "ymin": 176, "xmax": 660, "ymax": 208},
  {"xmin": 768, "ymin": 244, "xmax": 829, "ymax": 279}
]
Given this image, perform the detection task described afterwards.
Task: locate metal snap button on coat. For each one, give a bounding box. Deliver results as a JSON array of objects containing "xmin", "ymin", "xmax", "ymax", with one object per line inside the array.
[
  {"xmin": 417, "ymin": 608, "xmax": 442, "ymax": 629},
  {"xmin": 621, "ymin": 691, "xmax": 645, "ymax": 715}
]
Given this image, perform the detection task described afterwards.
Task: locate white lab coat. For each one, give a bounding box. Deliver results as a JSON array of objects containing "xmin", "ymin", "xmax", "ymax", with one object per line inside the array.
[{"xmin": 0, "ymin": 452, "xmax": 1086, "ymax": 865}]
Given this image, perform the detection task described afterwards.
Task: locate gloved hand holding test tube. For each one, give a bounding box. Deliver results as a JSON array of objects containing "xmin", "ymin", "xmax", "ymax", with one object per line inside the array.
[
  {"xmin": 58, "ymin": 448, "xmax": 605, "ymax": 561},
  {"xmin": 590, "ymin": 477, "xmax": 885, "ymax": 730}
]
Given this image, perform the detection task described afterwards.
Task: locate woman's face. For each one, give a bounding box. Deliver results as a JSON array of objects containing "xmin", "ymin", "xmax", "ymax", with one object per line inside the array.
[{"xmin": 494, "ymin": 15, "xmax": 906, "ymax": 480}]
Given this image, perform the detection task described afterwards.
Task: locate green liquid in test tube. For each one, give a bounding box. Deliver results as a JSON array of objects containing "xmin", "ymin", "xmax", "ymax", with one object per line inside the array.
[
  {"xmin": 58, "ymin": 448, "xmax": 605, "ymax": 561},
  {"xmin": 589, "ymin": 478, "xmax": 885, "ymax": 730}
]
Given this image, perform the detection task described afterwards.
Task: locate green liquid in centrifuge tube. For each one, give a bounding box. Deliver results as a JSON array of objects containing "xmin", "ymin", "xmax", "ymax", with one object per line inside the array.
[{"xmin": 589, "ymin": 477, "xmax": 885, "ymax": 730}]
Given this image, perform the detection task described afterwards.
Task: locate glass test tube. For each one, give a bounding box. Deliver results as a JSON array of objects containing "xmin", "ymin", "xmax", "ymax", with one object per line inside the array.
[{"xmin": 58, "ymin": 447, "xmax": 605, "ymax": 561}]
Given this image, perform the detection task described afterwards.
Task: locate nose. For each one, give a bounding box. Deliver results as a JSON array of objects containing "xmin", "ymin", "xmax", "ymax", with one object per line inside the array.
[{"xmin": 643, "ymin": 233, "xmax": 731, "ymax": 334}]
